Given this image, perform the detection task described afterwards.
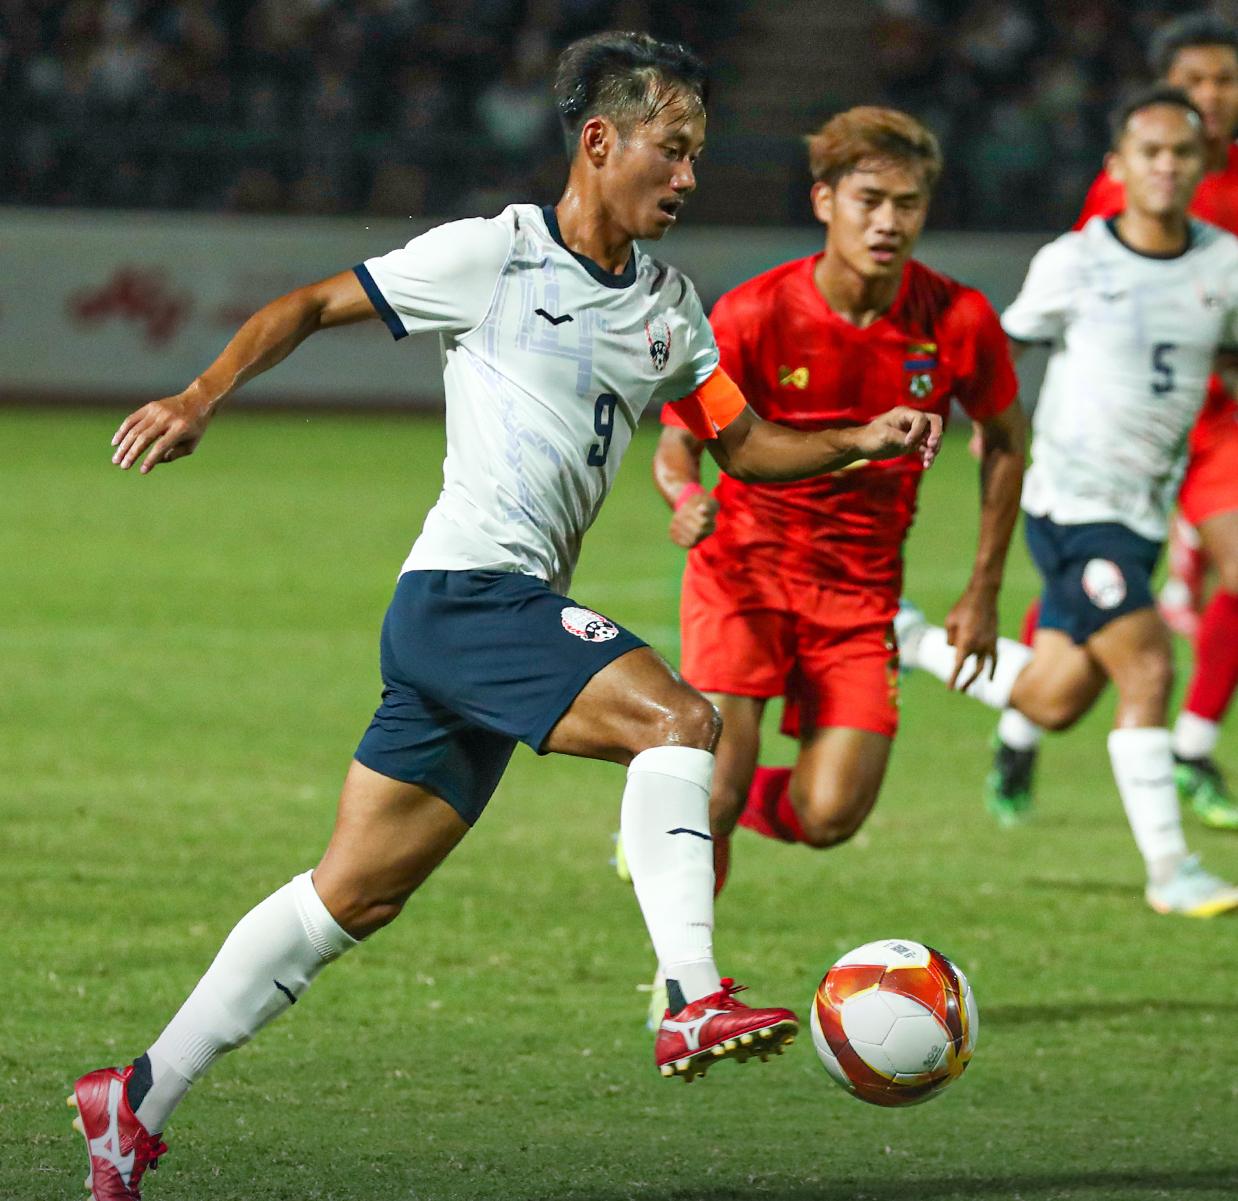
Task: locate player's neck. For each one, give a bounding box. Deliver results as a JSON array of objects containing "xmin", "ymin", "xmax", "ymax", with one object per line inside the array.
[
  {"xmin": 552, "ymin": 190, "xmax": 634, "ymax": 277},
  {"xmin": 1114, "ymin": 209, "xmax": 1191, "ymax": 256},
  {"xmin": 1204, "ymin": 136, "xmax": 1230, "ymax": 174},
  {"xmin": 813, "ymin": 253, "xmax": 901, "ymax": 328}
]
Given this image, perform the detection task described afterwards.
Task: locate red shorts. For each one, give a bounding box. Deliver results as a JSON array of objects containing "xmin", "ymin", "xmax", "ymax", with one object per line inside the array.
[
  {"xmin": 679, "ymin": 552, "xmax": 901, "ymax": 738},
  {"xmin": 1180, "ymin": 400, "xmax": 1238, "ymax": 528}
]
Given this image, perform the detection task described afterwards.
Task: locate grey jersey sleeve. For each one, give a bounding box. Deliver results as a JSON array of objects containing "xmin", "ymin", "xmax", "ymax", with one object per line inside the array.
[
  {"xmin": 1001, "ymin": 237, "xmax": 1074, "ymax": 346},
  {"xmin": 356, "ymin": 217, "xmax": 513, "ymax": 341}
]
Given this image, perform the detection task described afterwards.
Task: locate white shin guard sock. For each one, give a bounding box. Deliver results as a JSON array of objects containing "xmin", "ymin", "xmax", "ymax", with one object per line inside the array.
[
  {"xmin": 136, "ymin": 871, "xmax": 357, "ymax": 1131},
  {"xmin": 1173, "ymin": 710, "xmax": 1219, "ymax": 760},
  {"xmin": 1108, "ymin": 728, "xmax": 1188, "ymax": 883},
  {"xmin": 914, "ymin": 626, "xmax": 1032, "ymax": 711},
  {"xmin": 620, "ymin": 746, "xmax": 721, "ymax": 1007},
  {"xmin": 998, "ymin": 707, "xmax": 1044, "ymax": 752}
]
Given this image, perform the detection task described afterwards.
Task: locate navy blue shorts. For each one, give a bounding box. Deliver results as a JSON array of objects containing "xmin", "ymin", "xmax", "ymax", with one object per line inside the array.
[
  {"xmin": 354, "ymin": 570, "xmax": 646, "ymax": 824},
  {"xmin": 1025, "ymin": 514, "xmax": 1162, "ymax": 645}
]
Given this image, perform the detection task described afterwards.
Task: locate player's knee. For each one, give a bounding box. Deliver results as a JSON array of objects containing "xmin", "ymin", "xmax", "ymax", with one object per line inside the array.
[
  {"xmin": 1113, "ymin": 648, "xmax": 1174, "ymax": 712},
  {"xmin": 794, "ymin": 786, "xmax": 875, "ymax": 849},
  {"xmin": 643, "ymin": 689, "xmax": 721, "ymax": 753},
  {"xmin": 1034, "ymin": 700, "xmax": 1082, "ymax": 733}
]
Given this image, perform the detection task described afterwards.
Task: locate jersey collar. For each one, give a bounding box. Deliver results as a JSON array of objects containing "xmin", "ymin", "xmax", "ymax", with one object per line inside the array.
[
  {"xmin": 1104, "ymin": 215, "xmax": 1196, "ymax": 260},
  {"xmin": 541, "ymin": 205, "xmax": 637, "ymax": 289}
]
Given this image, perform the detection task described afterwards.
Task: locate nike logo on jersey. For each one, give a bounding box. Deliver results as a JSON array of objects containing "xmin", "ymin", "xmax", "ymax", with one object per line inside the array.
[
  {"xmin": 535, "ymin": 308, "xmax": 573, "ymax": 326},
  {"xmin": 667, "ymin": 827, "xmax": 712, "ymax": 840},
  {"xmin": 661, "ymin": 1009, "xmax": 727, "ymax": 1051},
  {"xmin": 90, "ymin": 1077, "xmax": 136, "ymax": 1185}
]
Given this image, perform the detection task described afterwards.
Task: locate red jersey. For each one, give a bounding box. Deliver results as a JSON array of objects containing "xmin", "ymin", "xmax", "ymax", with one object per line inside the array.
[
  {"xmin": 1075, "ymin": 145, "xmax": 1238, "ymax": 444},
  {"xmin": 664, "ymin": 255, "xmax": 1017, "ymax": 593}
]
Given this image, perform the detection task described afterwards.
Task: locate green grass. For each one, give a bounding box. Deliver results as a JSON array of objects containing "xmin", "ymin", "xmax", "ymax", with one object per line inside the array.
[{"xmin": 3, "ymin": 408, "xmax": 1237, "ymax": 1201}]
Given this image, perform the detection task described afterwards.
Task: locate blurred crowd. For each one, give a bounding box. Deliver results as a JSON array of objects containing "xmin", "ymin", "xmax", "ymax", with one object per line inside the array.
[
  {"xmin": 876, "ymin": 0, "xmax": 1238, "ymax": 228},
  {"xmin": 2, "ymin": 0, "xmax": 732, "ymax": 216},
  {"xmin": 2, "ymin": 0, "xmax": 1235, "ymax": 227}
]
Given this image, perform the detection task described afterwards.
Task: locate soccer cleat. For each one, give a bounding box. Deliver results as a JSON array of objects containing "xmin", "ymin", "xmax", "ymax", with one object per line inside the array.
[
  {"xmin": 984, "ymin": 735, "xmax": 1036, "ymax": 826},
  {"xmin": 610, "ymin": 831, "xmax": 631, "ymax": 882},
  {"xmin": 1145, "ymin": 855, "xmax": 1238, "ymax": 918},
  {"xmin": 640, "ymin": 966, "xmax": 669, "ymax": 1033},
  {"xmin": 69, "ymin": 1065, "xmax": 168, "ymax": 1200},
  {"xmin": 654, "ymin": 979, "xmax": 797, "ymax": 1082},
  {"xmin": 892, "ymin": 599, "xmax": 928, "ymax": 674},
  {"xmin": 1174, "ymin": 755, "xmax": 1238, "ymax": 830}
]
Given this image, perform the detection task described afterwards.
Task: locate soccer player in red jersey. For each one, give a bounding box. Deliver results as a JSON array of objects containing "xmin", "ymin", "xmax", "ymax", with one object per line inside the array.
[
  {"xmin": 650, "ymin": 108, "xmax": 1025, "ymax": 1005},
  {"xmin": 988, "ymin": 14, "xmax": 1238, "ymax": 829}
]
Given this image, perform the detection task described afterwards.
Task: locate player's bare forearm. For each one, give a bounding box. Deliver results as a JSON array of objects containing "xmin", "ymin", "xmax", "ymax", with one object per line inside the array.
[
  {"xmin": 112, "ymin": 271, "xmax": 374, "ymax": 473},
  {"xmin": 709, "ymin": 405, "xmax": 942, "ymax": 483},
  {"xmin": 1216, "ymin": 350, "xmax": 1238, "ymax": 399},
  {"xmin": 655, "ymin": 425, "xmax": 719, "ymax": 548}
]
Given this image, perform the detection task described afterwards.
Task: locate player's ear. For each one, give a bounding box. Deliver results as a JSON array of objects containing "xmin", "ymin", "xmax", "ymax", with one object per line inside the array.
[
  {"xmin": 1103, "ymin": 147, "xmax": 1124, "ymax": 186},
  {"xmin": 580, "ymin": 116, "xmax": 613, "ymax": 167},
  {"xmin": 810, "ymin": 181, "xmax": 834, "ymax": 227}
]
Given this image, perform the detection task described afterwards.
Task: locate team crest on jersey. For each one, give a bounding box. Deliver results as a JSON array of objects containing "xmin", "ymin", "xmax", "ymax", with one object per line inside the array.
[
  {"xmin": 904, "ymin": 340, "xmax": 937, "ymax": 398},
  {"xmin": 561, "ymin": 606, "xmax": 619, "ymax": 642},
  {"xmin": 778, "ymin": 365, "xmax": 809, "ymax": 389},
  {"xmin": 1082, "ymin": 559, "xmax": 1127, "ymax": 610},
  {"xmin": 908, "ymin": 373, "xmax": 933, "ymax": 399},
  {"xmin": 646, "ymin": 316, "xmax": 672, "ymax": 371}
]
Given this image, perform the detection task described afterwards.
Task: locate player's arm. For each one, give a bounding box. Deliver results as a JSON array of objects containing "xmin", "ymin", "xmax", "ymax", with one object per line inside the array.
[
  {"xmin": 653, "ymin": 424, "xmax": 719, "ymax": 549},
  {"xmin": 1216, "ymin": 350, "xmax": 1238, "ymax": 397},
  {"xmin": 112, "ymin": 271, "xmax": 377, "ymax": 473},
  {"xmin": 945, "ymin": 401, "xmax": 1027, "ymax": 690}
]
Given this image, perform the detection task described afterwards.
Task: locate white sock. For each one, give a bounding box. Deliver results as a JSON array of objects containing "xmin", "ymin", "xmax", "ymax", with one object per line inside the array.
[
  {"xmin": 1107, "ymin": 728, "xmax": 1188, "ymax": 885},
  {"xmin": 998, "ymin": 707, "xmax": 1044, "ymax": 752},
  {"xmin": 912, "ymin": 626, "xmax": 1033, "ymax": 711},
  {"xmin": 620, "ymin": 746, "xmax": 721, "ymax": 1008},
  {"xmin": 1173, "ymin": 710, "xmax": 1219, "ymax": 760},
  {"xmin": 135, "ymin": 871, "xmax": 357, "ymax": 1131}
]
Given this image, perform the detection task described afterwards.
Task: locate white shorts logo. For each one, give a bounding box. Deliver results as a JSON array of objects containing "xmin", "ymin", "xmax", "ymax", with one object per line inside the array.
[
  {"xmin": 561, "ymin": 606, "xmax": 618, "ymax": 642},
  {"xmin": 1082, "ymin": 558, "xmax": 1127, "ymax": 610}
]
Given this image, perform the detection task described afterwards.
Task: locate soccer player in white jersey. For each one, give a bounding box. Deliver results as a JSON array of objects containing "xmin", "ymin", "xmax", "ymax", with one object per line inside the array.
[
  {"xmin": 68, "ymin": 32, "xmax": 944, "ymax": 1201},
  {"xmin": 899, "ymin": 86, "xmax": 1238, "ymax": 918}
]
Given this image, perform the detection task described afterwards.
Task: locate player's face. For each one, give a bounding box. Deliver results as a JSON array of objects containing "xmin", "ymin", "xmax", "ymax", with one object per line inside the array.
[
  {"xmin": 1165, "ymin": 45, "xmax": 1238, "ymax": 143},
  {"xmin": 606, "ymin": 99, "xmax": 705, "ymax": 240},
  {"xmin": 1109, "ymin": 105, "xmax": 1206, "ymax": 220},
  {"xmin": 811, "ymin": 160, "xmax": 930, "ymax": 280}
]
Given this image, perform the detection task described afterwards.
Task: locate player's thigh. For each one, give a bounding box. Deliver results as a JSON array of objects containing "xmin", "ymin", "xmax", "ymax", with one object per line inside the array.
[
  {"xmin": 1008, "ymin": 628, "xmax": 1107, "ymax": 731},
  {"xmin": 788, "ymin": 727, "xmax": 893, "ymax": 848},
  {"xmin": 1197, "ymin": 507, "xmax": 1238, "ymax": 593},
  {"xmin": 704, "ymin": 692, "xmax": 766, "ymax": 835},
  {"xmin": 543, "ymin": 645, "xmax": 720, "ymax": 763},
  {"xmin": 1085, "ymin": 606, "xmax": 1174, "ymax": 724},
  {"xmin": 314, "ymin": 759, "xmax": 471, "ymax": 939}
]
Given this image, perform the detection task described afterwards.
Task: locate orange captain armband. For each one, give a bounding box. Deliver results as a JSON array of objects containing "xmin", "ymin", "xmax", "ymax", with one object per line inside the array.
[{"xmin": 665, "ymin": 367, "xmax": 747, "ymax": 440}]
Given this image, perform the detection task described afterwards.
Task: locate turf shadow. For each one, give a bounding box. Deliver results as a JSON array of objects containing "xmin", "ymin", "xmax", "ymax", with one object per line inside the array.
[{"xmin": 983, "ymin": 997, "xmax": 1238, "ymax": 1026}]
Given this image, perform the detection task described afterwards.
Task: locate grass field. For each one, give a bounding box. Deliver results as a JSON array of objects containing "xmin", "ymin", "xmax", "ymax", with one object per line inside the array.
[{"xmin": 3, "ymin": 407, "xmax": 1238, "ymax": 1201}]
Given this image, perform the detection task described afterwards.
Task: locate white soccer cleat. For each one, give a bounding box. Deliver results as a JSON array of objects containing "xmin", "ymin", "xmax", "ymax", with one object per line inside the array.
[
  {"xmin": 1146, "ymin": 855, "xmax": 1238, "ymax": 918},
  {"xmin": 893, "ymin": 599, "xmax": 929, "ymax": 671},
  {"xmin": 640, "ymin": 967, "xmax": 668, "ymax": 1032}
]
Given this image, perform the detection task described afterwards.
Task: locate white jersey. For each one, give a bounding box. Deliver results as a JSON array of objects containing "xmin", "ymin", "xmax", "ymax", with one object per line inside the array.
[
  {"xmin": 358, "ymin": 204, "xmax": 719, "ymax": 593},
  {"xmin": 1002, "ymin": 216, "xmax": 1238, "ymax": 541}
]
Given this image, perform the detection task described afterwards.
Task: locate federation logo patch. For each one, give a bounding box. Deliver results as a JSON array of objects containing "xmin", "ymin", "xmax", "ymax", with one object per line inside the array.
[
  {"xmin": 1082, "ymin": 559, "xmax": 1127, "ymax": 610},
  {"xmin": 646, "ymin": 316, "xmax": 671, "ymax": 372},
  {"xmin": 909, "ymin": 372, "xmax": 933, "ymax": 399},
  {"xmin": 561, "ymin": 606, "xmax": 619, "ymax": 642},
  {"xmin": 778, "ymin": 365, "xmax": 809, "ymax": 390}
]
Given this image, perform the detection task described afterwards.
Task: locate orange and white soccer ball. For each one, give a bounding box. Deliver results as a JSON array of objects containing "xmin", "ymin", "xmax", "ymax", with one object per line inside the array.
[{"xmin": 810, "ymin": 939, "xmax": 978, "ymax": 1106}]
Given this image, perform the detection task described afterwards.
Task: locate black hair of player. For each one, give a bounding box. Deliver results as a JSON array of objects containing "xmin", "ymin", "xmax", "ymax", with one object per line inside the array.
[
  {"xmin": 1148, "ymin": 12, "xmax": 1238, "ymax": 78},
  {"xmin": 1109, "ymin": 84, "xmax": 1205, "ymax": 149},
  {"xmin": 554, "ymin": 31, "xmax": 709, "ymax": 158}
]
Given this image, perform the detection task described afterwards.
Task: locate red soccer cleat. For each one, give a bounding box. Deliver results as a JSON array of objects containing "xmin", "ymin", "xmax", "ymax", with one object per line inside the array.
[
  {"xmin": 68, "ymin": 1066, "xmax": 168, "ymax": 1200},
  {"xmin": 655, "ymin": 979, "xmax": 797, "ymax": 1082}
]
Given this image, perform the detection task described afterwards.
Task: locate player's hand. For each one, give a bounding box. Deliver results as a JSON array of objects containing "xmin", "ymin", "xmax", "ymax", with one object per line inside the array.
[
  {"xmin": 669, "ymin": 490, "xmax": 720, "ymax": 548},
  {"xmin": 858, "ymin": 407, "xmax": 943, "ymax": 468},
  {"xmin": 111, "ymin": 388, "xmax": 214, "ymax": 473},
  {"xmin": 944, "ymin": 586, "xmax": 999, "ymax": 692}
]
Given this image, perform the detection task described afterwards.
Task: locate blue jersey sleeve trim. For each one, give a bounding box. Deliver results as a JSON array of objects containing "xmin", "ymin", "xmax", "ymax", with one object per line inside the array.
[{"xmin": 354, "ymin": 264, "xmax": 408, "ymax": 341}]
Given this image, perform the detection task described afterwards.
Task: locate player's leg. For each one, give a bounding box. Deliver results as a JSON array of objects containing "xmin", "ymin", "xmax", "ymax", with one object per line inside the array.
[
  {"xmin": 1159, "ymin": 511, "xmax": 1205, "ymax": 638},
  {"xmin": 706, "ymin": 692, "xmax": 766, "ymax": 865},
  {"xmin": 784, "ymin": 726, "xmax": 892, "ymax": 848},
  {"xmin": 71, "ymin": 764, "xmax": 473, "ymax": 1199},
  {"xmin": 545, "ymin": 647, "xmax": 797, "ymax": 1078},
  {"xmin": 1173, "ymin": 505, "xmax": 1238, "ymax": 827}
]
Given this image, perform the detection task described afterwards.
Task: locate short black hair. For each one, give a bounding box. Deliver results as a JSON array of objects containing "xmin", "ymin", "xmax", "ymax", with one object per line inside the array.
[
  {"xmin": 554, "ymin": 31, "xmax": 709, "ymax": 157},
  {"xmin": 1110, "ymin": 84, "xmax": 1205, "ymax": 148},
  {"xmin": 1149, "ymin": 12, "xmax": 1238, "ymax": 78}
]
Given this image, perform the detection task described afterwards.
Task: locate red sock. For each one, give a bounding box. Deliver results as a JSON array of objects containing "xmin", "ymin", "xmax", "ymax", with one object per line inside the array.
[
  {"xmin": 1185, "ymin": 589, "xmax": 1238, "ymax": 722},
  {"xmin": 1020, "ymin": 598, "xmax": 1041, "ymax": 647},
  {"xmin": 713, "ymin": 834, "xmax": 730, "ymax": 897},
  {"xmin": 738, "ymin": 766, "xmax": 804, "ymax": 843}
]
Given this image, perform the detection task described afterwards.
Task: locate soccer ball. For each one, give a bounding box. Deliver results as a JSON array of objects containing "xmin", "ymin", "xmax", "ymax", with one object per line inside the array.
[{"xmin": 810, "ymin": 939, "xmax": 978, "ymax": 1107}]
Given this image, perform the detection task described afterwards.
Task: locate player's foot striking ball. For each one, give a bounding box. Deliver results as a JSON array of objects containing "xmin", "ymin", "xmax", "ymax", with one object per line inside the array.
[
  {"xmin": 1174, "ymin": 755, "xmax": 1238, "ymax": 830},
  {"xmin": 69, "ymin": 1066, "xmax": 168, "ymax": 1200},
  {"xmin": 654, "ymin": 979, "xmax": 797, "ymax": 1082},
  {"xmin": 985, "ymin": 735, "xmax": 1037, "ymax": 826},
  {"xmin": 810, "ymin": 940, "xmax": 977, "ymax": 1106}
]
